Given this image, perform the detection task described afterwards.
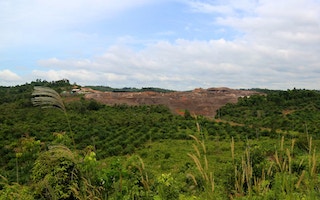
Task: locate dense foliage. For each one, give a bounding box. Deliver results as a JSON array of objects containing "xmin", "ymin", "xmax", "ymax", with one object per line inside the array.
[
  {"xmin": 1, "ymin": 81, "xmax": 320, "ymax": 199},
  {"xmin": 217, "ymin": 88, "xmax": 320, "ymax": 136}
]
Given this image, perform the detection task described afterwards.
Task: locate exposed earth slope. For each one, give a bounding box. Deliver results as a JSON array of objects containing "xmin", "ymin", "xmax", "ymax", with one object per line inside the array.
[{"xmin": 84, "ymin": 87, "xmax": 261, "ymax": 117}]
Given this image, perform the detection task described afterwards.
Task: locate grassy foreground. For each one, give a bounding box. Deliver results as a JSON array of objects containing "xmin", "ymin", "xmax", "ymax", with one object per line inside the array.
[
  {"xmin": 101, "ymin": 134, "xmax": 320, "ymax": 199},
  {"xmin": 2, "ymin": 126, "xmax": 320, "ymax": 199}
]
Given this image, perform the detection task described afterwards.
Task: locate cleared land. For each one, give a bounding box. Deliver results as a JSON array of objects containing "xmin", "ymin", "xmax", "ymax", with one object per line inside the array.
[{"xmin": 84, "ymin": 87, "xmax": 261, "ymax": 117}]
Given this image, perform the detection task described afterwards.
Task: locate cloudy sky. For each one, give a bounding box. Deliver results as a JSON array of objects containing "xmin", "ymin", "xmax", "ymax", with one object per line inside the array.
[{"xmin": 1, "ymin": 0, "xmax": 320, "ymax": 90}]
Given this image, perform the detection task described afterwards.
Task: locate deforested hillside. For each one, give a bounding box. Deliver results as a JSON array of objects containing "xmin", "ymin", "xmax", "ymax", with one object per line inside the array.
[{"xmin": 84, "ymin": 87, "xmax": 261, "ymax": 117}]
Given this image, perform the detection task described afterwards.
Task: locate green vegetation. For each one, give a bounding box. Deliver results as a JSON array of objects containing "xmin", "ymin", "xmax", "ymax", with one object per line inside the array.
[
  {"xmin": 1, "ymin": 80, "xmax": 320, "ymax": 199},
  {"xmin": 218, "ymin": 89, "xmax": 320, "ymax": 136}
]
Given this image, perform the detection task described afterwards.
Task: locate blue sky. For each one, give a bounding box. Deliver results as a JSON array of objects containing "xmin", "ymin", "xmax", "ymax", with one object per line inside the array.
[{"xmin": 1, "ymin": 0, "xmax": 320, "ymax": 90}]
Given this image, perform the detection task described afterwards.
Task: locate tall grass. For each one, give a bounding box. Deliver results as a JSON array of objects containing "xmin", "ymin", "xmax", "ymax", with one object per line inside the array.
[
  {"xmin": 231, "ymin": 138, "xmax": 255, "ymax": 198},
  {"xmin": 230, "ymin": 135, "xmax": 320, "ymax": 199},
  {"xmin": 187, "ymin": 134, "xmax": 215, "ymax": 199}
]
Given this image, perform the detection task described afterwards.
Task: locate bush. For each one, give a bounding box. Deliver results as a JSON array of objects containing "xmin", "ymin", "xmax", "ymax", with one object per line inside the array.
[
  {"xmin": 0, "ymin": 183, "xmax": 33, "ymax": 200},
  {"xmin": 31, "ymin": 145, "xmax": 81, "ymax": 199}
]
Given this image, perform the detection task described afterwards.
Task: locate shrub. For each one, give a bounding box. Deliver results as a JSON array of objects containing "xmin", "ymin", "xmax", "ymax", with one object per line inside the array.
[
  {"xmin": 0, "ymin": 180, "xmax": 33, "ymax": 200},
  {"xmin": 31, "ymin": 145, "xmax": 81, "ymax": 199}
]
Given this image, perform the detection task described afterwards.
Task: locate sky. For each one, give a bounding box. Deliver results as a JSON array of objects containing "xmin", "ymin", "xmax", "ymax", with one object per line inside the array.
[{"xmin": 1, "ymin": 0, "xmax": 320, "ymax": 90}]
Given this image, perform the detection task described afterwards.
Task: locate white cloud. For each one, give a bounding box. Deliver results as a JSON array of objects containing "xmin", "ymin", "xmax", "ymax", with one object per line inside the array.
[
  {"xmin": 0, "ymin": 69, "xmax": 22, "ymax": 85},
  {"xmin": 188, "ymin": 0, "xmax": 258, "ymax": 16},
  {"xmin": 32, "ymin": 69, "xmax": 128, "ymax": 86},
  {"xmin": 0, "ymin": 69, "xmax": 21, "ymax": 81},
  {"xmin": 1, "ymin": 0, "xmax": 320, "ymax": 90},
  {"xmin": 34, "ymin": 22, "xmax": 320, "ymax": 89},
  {"xmin": 184, "ymin": 0, "xmax": 320, "ymax": 89},
  {"xmin": 37, "ymin": 58, "xmax": 96, "ymax": 69},
  {"xmin": 188, "ymin": 1, "xmax": 234, "ymax": 15}
]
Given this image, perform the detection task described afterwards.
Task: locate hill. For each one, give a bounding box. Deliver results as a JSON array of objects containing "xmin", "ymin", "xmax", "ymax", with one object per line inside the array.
[
  {"xmin": 83, "ymin": 87, "xmax": 261, "ymax": 117},
  {"xmin": 1, "ymin": 80, "xmax": 320, "ymax": 199}
]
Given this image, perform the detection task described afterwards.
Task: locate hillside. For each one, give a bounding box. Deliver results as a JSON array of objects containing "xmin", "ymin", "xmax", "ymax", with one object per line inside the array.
[
  {"xmin": 84, "ymin": 87, "xmax": 261, "ymax": 117},
  {"xmin": 2, "ymin": 80, "xmax": 320, "ymax": 199}
]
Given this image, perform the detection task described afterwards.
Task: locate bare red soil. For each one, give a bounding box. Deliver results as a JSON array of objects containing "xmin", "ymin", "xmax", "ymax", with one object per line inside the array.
[{"xmin": 84, "ymin": 87, "xmax": 261, "ymax": 117}]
